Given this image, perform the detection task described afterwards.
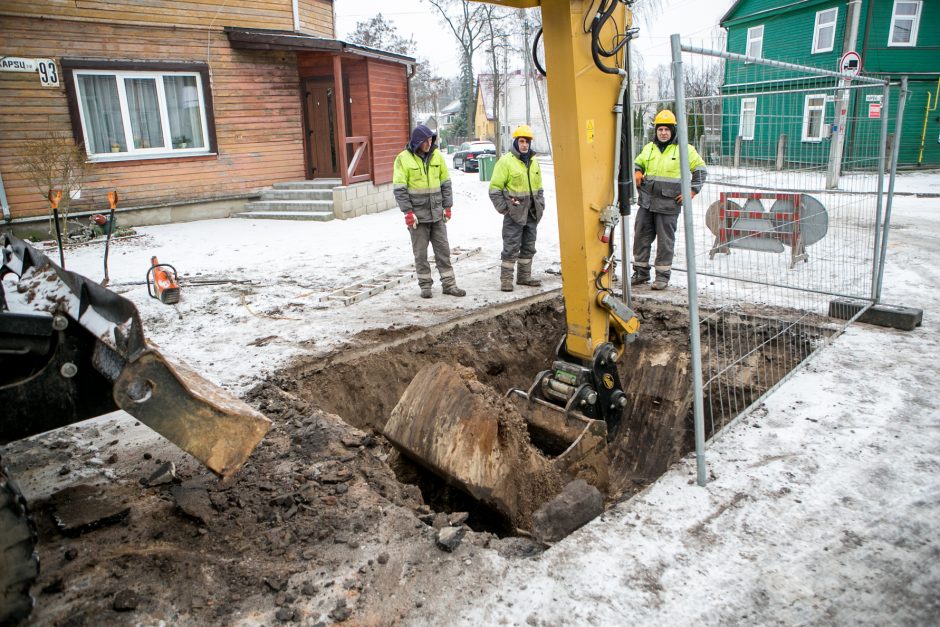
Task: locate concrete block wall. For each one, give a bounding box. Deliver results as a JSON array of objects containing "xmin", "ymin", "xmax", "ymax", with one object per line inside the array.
[{"xmin": 332, "ymin": 182, "xmax": 397, "ymax": 219}]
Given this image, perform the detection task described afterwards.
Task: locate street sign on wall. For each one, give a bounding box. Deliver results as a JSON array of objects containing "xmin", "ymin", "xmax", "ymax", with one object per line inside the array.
[{"xmin": 0, "ymin": 57, "xmax": 59, "ymax": 86}]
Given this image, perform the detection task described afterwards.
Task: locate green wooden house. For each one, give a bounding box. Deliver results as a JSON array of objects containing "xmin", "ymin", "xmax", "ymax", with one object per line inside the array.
[{"xmin": 720, "ymin": 0, "xmax": 939, "ymax": 168}]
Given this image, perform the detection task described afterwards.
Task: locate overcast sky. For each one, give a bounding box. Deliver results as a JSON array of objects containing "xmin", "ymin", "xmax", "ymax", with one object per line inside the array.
[{"xmin": 333, "ymin": 0, "xmax": 729, "ymax": 76}]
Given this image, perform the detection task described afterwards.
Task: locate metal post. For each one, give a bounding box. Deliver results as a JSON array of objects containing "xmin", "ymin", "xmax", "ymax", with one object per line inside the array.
[
  {"xmin": 876, "ymin": 76, "xmax": 907, "ymax": 300},
  {"xmin": 870, "ymin": 80, "xmax": 890, "ymax": 302},
  {"xmin": 671, "ymin": 34, "xmax": 707, "ymax": 487},
  {"xmin": 826, "ymin": 0, "xmax": 862, "ymax": 189}
]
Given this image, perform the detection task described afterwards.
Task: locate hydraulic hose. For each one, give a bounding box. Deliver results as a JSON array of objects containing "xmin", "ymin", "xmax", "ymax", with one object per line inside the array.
[{"xmin": 533, "ymin": 27, "xmax": 546, "ymax": 77}]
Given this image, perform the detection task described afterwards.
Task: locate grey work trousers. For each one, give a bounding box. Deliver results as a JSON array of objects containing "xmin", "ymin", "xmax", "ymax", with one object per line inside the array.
[
  {"xmin": 410, "ymin": 220, "xmax": 456, "ymax": 289},
  {"xmin": 632, "ymin": 207, "xmax": 678, "ymax": 280},
  {"xmin": 501, "ymin": 210, "xmax": 538, "ymax": 261}
]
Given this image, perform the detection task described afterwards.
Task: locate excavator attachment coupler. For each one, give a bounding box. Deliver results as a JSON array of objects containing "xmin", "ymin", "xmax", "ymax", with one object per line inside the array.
[
  {"xmin": 383, "ymin": 362, "xmax": 608, "ymax": 529},
  {"xmin": 0, "ymin": 233, "xmax": 271, "ymax": 477}
]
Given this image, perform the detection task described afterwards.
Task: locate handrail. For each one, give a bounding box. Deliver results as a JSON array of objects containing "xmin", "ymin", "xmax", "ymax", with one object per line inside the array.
[{"xmin": 346, "ymin": 135, "xmax": 370, "ymax": 183}]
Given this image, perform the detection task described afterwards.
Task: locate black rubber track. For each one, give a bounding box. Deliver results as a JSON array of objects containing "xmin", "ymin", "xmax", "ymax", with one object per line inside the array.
[{"xmin": 0, "ymin": 461, "xmax": 38, "ymax": 626}]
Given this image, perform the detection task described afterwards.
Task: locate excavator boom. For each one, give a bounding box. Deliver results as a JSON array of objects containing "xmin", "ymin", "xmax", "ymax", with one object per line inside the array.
[{"xmin": 386, "ymin": 1, "xmax": 640, "ymax": 529}]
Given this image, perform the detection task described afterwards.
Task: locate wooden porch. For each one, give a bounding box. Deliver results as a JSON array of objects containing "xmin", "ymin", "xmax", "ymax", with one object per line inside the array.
[{"xmin": 226, "ymin": 27, "xmax": 414, "ymax": 188}]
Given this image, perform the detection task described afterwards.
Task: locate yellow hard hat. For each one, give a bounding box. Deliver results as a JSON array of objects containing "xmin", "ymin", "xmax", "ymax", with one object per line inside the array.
[
  {"xmin": 512, "ymin": 124, "xmax": 535, "ymax": 139},
  {"xmin": 653, "ymin": 110, "xmax": 677, "ymax": 126}
]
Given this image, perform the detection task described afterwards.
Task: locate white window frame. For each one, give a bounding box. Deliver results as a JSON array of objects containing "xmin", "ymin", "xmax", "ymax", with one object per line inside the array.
[
  {"xmin": 739, "ymin": 97, "xmax": 757, "ymax": 141},
  {"xmin": 801, "ymin": 94, "xmax": 827, "ymax": 142},
  {"xmin": 73, "ymin": 69, "xmax": 210, "ymax": 161},
  {"xmin": 888, "ymin": 0, "xmax": 922, "ymax": 47},
  {"xmin": 812, "ymin": 8, "xmax": 839, "ymax": 53},
  {"xmin": 745, "ymin": 25, "xmax": 764, "ymax": 60}
]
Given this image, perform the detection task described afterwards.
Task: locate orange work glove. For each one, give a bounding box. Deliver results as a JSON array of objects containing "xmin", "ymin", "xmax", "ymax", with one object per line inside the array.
[
  {"xmin": 634, "ymin": 170, "xmax": 644, "ymax": 188},
  {"xmin": 444, "ymin": 207, "xmax": 452, "ymax": 222},
  {"xmin": 405, "ymin": 211, "xmax": 417, "ymax": 229}
]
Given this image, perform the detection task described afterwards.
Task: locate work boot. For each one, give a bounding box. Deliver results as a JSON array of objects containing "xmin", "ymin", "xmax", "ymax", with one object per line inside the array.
[
  {"xmin": 651, "ymin": 277, "xmax": 669, "ymax": 290},
  {"xmin": 443, "ymin": 285, "xmax": 466, "ymax": 297},
  {"xmin": 500, "ymin": 259, "xmax": 516, "ymax": 292},
  {"xmin": 631, "ymin": 271, "xmax": 650, "ymax": 285},
  {"xmin": 516, "ymin": 258, "xmax": 542, "ymax": 287},
  {"xmin": 420, "ymin": 287, "xmax": 433, "ymax": 299}
]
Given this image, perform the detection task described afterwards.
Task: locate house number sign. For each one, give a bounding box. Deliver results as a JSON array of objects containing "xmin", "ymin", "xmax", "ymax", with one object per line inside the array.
[{"xmin": 0, "ymin": 57, "xmax": 59, "ymax": 87}]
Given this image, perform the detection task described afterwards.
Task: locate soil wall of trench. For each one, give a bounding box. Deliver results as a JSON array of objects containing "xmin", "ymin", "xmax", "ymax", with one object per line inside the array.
[{"xmin": 275, "ymin": 297, "xmax": 792, "ymax": 502}]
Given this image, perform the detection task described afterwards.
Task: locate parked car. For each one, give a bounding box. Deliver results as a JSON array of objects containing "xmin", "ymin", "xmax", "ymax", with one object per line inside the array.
[{"xmin": 452, "ymin": 141, "xmax": 496, "ymax": 173}]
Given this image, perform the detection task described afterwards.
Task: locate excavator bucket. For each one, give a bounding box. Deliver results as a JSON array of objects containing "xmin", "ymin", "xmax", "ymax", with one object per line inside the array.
[
  {"xmin": 0, "ymin": 233, "xmax": 270, "ymax": 477},
  {"xmin": 383, "ymin": 362, "xmax": 609, "ymax": 529}
]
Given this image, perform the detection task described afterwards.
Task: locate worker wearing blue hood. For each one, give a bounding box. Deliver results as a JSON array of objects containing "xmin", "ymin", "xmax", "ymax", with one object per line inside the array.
[{"xmin": 393, "ymin": 125, "xmax": 465, "ymax": 298}]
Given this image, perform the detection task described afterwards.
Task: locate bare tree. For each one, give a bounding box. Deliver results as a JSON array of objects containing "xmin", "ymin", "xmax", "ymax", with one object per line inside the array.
[
  {"xmin": 411, "ymin": 60, "xmax": 459, "ymax": 124},
  {"xmin": 345, "ymin": 13, "xmax": 416, "ymax": 55},
  {"xmin": 424, "ymin": 0, "xmax": 489, "ymax": 140},
  {"xmin": 480, "ymin": 4, "xmax": 512, "ymax": 151},
  {"xmin": 19, "ymin": 133, "xmax": 88, "ymax": 237}
]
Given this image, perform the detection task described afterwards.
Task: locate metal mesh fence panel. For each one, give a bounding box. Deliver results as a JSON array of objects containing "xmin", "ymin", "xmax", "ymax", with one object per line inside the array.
[{"xmin": 631, "ymin": 42, "xmax": 890, "ymax": 453}]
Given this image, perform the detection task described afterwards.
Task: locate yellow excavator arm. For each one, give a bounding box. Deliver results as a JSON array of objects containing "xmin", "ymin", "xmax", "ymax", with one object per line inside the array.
[
  {"xmin": 475, "ymin": 0, "xmax": 640, "ymax": 426},
  {"xmin": 384, "ymin": 2, "xmax": 641, "ymax": 526}
]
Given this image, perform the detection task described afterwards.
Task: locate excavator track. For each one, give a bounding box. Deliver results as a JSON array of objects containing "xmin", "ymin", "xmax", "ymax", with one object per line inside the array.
[{"xmin": 0, "ymin": 459, "xmax": 38, "ymax": 626}]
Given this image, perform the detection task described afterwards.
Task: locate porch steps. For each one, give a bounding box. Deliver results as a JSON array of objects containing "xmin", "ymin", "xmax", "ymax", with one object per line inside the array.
[{"xmin": 237, "ymin": 179, "xmax": 341, "ymax": 221}]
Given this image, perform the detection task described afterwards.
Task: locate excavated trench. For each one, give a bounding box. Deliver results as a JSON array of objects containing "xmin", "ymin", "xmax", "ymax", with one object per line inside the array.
[{"xmin": 275, "ymin": 296, "xmax": 826, "ymax": 535}]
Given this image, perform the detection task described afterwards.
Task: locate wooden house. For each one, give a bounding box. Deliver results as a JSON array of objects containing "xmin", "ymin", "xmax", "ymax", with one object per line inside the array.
[
  {"xmin": 721, "ymin": 0, "xmax": 939, "ymax": 168},
  {"xmin": 0, "ymin": 1, "xmax": 415, "ymax": 233}
]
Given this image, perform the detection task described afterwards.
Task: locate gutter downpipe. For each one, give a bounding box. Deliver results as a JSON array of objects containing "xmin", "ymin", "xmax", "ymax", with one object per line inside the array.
[
  {"xmin": 825, "ymin": 0, "xmax": 862, "ymax": 189},
  {"xmin": 0, "ymin": 172, "xmax": 10, "ymax": 222}
]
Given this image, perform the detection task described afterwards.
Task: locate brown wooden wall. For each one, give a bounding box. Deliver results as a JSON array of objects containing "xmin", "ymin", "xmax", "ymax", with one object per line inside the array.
[
  {"xmin": 1, "ymin": 0, "xmax": 333, "ymax": 35},
  {"xmin": 297, "ymin": 54, "xmax": 408, "ymax": 184},
  {"xmin": 346, "ymin": 60, "xmax": 372, "ymax": 179},
  {"xmin": 0, "ymin": 16, "xmax": 306, "ymax": 219},
  {"xmin": 367, "ymin": 60, "xmax": 409, "ymax": 185},
  {"xmin": 298, "ymin": 0, "xmax": 334, "ymax": 37}
]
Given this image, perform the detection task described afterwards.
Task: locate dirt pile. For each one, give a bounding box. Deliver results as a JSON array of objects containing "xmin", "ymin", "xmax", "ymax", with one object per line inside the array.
[{"xmin": 5, "ymin": 384, "xmax": 538, "ymax": 625}]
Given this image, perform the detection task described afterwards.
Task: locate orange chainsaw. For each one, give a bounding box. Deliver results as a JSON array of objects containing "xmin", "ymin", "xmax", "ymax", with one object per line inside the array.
[{"xmin": 146, "ymin": 257, "xmax": 181, "ymax": 304}]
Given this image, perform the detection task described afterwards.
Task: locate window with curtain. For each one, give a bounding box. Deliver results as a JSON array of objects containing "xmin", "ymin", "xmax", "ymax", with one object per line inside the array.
[
  {"xmin": 73, "ymin": 69, "xmax": 209, "ymax": 158},
  {"xmin": 739, "ymin": 98, "xmax": 757, "ymax": 141},
  {"xmin": 812, "ymin": 8, "xmax": 838, "ymax": 54},
  {"xmin": 745, "ymin": 25, "xmax": 764, "ymax": 60},
  {"xmin": 889, "ymin": 1, "xmax": 921, "ymax": 46},
  {"xmin": 801, "ymin": 94, "xmax": 827, "ymax": 141}
]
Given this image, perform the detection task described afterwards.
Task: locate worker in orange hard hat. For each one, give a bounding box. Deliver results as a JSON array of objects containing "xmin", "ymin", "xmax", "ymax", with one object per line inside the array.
[{"xmin": 632, "ymin": 109, "xmax": 707, "ymax": 290}]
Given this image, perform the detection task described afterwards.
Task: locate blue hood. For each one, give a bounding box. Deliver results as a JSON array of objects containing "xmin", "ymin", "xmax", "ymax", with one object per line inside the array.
[{"xmin": 408, "ymin": 125, "xmax": 436, "ymax": 151}]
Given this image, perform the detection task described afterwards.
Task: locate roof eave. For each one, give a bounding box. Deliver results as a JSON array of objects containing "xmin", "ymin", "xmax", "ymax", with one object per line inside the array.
[{"xmin": 224, "ymin": 27, "xmax": 416, "ymax": 66}]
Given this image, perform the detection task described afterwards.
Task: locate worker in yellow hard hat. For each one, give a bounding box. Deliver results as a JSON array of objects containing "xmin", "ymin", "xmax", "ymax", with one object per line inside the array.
[
  {"xmin": 488, "ymin": 124, "xmax": 546, "ymax": 292},
  {"xmin": 632, "ymin": 109, "xmax": 707, "ymax": 290}
]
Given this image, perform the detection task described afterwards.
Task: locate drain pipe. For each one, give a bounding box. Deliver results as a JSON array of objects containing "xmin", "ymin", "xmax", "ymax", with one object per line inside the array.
[{"xmin": 0, "ymin": 170, "xmax": 10, "ymax": 222}]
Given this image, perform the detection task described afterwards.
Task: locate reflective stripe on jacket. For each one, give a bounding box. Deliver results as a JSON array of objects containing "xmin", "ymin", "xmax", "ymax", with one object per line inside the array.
[
  {"xmin": 488, "ymin": 150, "xmax": 545, "ymax": 225},
  {"xmin": 393, "ymin": 147, "xmax": 453, "ymax": 223},
  {"xmin": 634, "ymin": 142, "xmax": 707, "ymax": 215}
]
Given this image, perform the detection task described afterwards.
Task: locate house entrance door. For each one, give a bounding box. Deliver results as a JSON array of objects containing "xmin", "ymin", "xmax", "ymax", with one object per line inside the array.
[{"xmin": 303, "ymin": 79, "xmax": 339, "ymax": 179}]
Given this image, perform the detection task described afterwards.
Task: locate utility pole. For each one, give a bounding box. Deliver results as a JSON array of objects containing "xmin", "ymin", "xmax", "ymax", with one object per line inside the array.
[
  {"xmin": 826, "ymin": 0, "xmax": 862, "ymax": 189},
  {"xmin": 522, "ymin": 9, "xmax": 531, "ymax": 126}
]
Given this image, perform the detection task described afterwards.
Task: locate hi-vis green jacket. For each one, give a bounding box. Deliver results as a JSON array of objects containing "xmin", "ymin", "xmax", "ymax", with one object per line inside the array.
[
  {"xmin": 634, "ymin": 141, "xmax": 707, "ymax": 214},
  {"xmin": 488, "ymin": 148, "xmax": 545, "ymax": 225},
  {"xmin": 393, "ymin": 146, "xmax": 453, "ymax": 223}
]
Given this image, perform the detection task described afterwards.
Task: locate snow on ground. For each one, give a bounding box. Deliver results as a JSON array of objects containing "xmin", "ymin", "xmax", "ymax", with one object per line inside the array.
[
  {"xmin": 18, "ymin": 157, "xmax": 940, "ymax": 625},
  {"xmin": 55, "ymin": 161, "xmax": 562, "ymax": 394}
]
